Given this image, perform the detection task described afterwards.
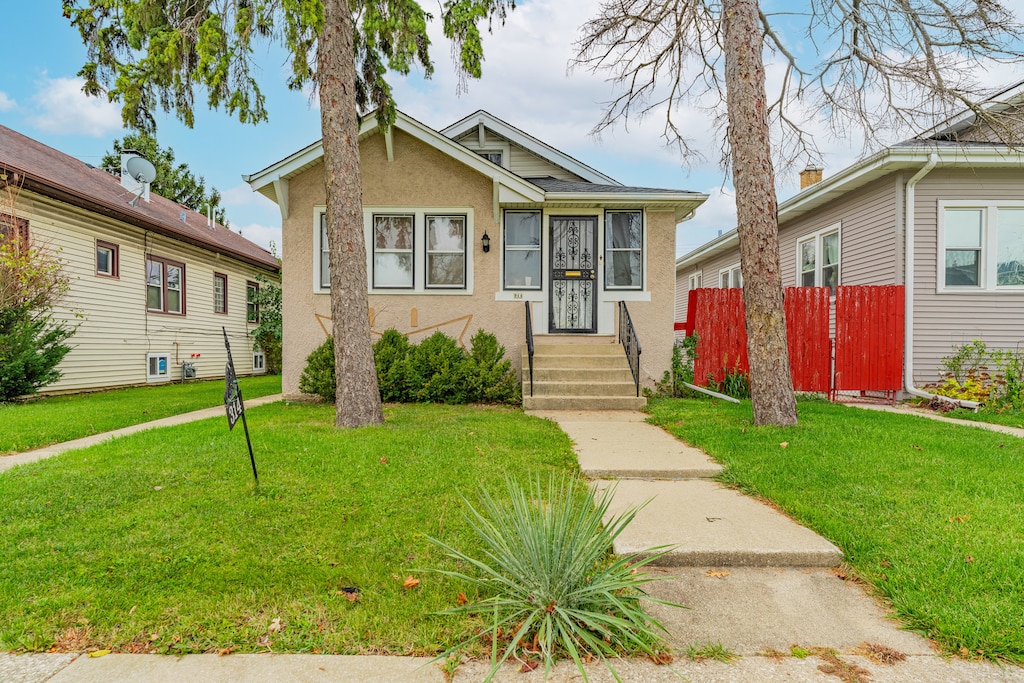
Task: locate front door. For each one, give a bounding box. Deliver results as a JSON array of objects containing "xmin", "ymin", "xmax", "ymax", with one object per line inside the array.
[{"xmin": 550, "ymin": 217, "xmax": 597, "ymax": 333}]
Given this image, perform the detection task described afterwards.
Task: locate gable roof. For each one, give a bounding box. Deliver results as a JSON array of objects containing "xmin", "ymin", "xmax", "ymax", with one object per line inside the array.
[
  {"xmin": 441, "ymin": 110, "xmax": 620, "ymax": 185},
  {"xmin": 245, "ymin": 110, "xmax": 707, "ymax": 222},
  {"xmin": 677, "ymin": 96, "xmax": 1024, "ymax": 270},
  {"xmin": 0, "ymin": 124, "xmax": 279, "ymax": 272}
]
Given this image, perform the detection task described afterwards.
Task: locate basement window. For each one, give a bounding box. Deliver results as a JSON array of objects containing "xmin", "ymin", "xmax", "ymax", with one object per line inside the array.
[{"xmin": 147, "ymin": 353, "xmax": 170, "ymax": 382}]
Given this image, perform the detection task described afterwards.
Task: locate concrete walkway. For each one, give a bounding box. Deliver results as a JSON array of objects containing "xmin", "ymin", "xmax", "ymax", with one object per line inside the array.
[
  {"xmin": 0, "ymin": 394, "xmax": 283, "ymax": 474},
  {"xmin": 3, "ymin": 404, "xmax": 1024, "ymax": 682}
]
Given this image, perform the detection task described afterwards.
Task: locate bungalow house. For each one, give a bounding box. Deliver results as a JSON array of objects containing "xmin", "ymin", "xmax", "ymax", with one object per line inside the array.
[
  {"xmin": 0, "ymin": 124, "xmax": 280, "ymax": 394},
  {"xmin": 244, "ymin": 110, "xmax": 707, "ymax": 408},
  {"xmin": 675, "ymin": 89, "xmax": 1024, "ymax": 393}
]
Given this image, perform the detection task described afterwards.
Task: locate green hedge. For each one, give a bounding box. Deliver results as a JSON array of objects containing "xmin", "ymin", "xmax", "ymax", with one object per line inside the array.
[{"xmin": 299, "ymin": 329, "xmax": 520, "ymax": 405}]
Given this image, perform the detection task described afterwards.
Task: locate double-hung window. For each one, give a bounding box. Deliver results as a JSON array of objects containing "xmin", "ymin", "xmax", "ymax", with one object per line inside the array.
[
  {"xmin": 796, "ymin": 225, "xmax": 840, "ymax": 294},
  {"xmin": 688, "ymin": 272, "xmax": 702, "ymax": 290},
  {"xmin": 372, "ymin": 214, "xmax": 415, "ymax": 288},
  {"xmin": 426, "ymin": 215, "xmax": 466, "ymax": 288},
  {"xmin": 941, "ymin": 203, "xmax": 1024, "ymax": 289},
  {"xmin": 503, "ymin": 211, "xmax": 541, "ymax": 289},
  {"xmin": 246, "ymin": 281, "xmax": 260, "ymax": 322},
  {"xmin": 605, "ymin": 210, "xmax": 643, "ymax": 289},
  {"xmin": 719, "ymin": 263, "xmax": 742, "ymax": 288},
  {"xmin": 316, "ymin": 208, "xmax": 473, "ymax": 293},
  {"xmin": 319, "ymin": 213, "xmax": 331, "ymax": 289},
  {"xmin": 214, "ymin": 273, "xmax": 228, "ymax": 314},
  {"xmin": 146, "ymin": 256, "xmax": 184, "ymax": 314}
]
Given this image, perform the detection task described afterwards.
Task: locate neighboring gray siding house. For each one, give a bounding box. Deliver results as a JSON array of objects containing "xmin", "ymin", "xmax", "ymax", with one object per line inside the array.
[
  {"xmin": 676, "ymin": 94, "xmax": 1024, "ymax": 391},
  {"xmin": 0, "ymin": 124, "xmax": 281, "ymax": 393}
]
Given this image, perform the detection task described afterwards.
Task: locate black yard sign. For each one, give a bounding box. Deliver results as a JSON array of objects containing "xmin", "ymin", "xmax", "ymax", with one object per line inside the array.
[{"xmin": 223, "ymin": 327, "xmax": 258, "ymax": 485}]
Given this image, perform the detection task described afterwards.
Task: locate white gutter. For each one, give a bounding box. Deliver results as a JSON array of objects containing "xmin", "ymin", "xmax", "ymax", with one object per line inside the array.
[{"xmin": 902, "ymin": 153, "xmax": 980, "ymax": 409}]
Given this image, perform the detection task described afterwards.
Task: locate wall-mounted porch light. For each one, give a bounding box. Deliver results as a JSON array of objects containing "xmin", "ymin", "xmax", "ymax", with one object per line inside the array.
[{"xmin": 481, "ymin": 231, "xmax": 491, "ymax": 253}]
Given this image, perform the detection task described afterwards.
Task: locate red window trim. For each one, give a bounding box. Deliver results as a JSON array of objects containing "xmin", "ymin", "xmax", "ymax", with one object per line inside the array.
[
  {"xmin": 96, "ymin": 240, "xmax": 119, "ymax": 278},
  {"xmin": 146, "ymin": 255, "xmax": 186, "ymax": 316},
  {"xmin": 214, "ymin": 272, "xmax": 228, "ymax": 315}
]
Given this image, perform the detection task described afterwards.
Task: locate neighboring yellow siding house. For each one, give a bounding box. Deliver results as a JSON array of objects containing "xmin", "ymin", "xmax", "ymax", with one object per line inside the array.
[{"xmin": 0, "ymin": 124, "xmax": 280, "ymax": 394}]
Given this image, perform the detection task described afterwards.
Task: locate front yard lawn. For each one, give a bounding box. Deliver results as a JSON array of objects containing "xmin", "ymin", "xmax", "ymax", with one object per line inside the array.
[
  {"xmin": 647, "ymin": 396, "xmax": 1024, "ymax": 664},
  {"xmin": 0, "ymin": 402, "xmax": 578, "ymax": 655},
  {"xmin": 0, "ymin": 375, "xmax": 281, "ymax": 455}
]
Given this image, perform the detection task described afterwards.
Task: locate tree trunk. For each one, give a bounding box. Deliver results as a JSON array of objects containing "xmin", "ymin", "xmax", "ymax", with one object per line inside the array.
[
  {"xmin": 318, "ymin": 0, "xmax": 384, "ymax": 428},
  {"xmin": 722, "ymin": 0, "xmax": 797, "ymax": 426}
]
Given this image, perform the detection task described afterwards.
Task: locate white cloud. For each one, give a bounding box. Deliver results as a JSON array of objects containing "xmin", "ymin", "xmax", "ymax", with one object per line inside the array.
[
  {"xmin": 221, "ymin": 183, "xmax": 278, "ymax": 210},
  {"xmin": 678, "ymin": 187, "xmax": 736, "ymax": 257},
  {"xmin": 233, "ymin": 222, "xmax": 282, "ymax": 253},
  {"xmin": 32, "ymin": 77, "xmax": 122, "ymax": 137},
  {"xmin": 0, "ymin": 92, "xmax": 15, "ymax": 112}
]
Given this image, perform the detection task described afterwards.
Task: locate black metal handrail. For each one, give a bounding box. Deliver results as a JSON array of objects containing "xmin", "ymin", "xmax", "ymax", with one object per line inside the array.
[
  {"xmin": 525, "ymin": 301, "xmax": 535, "ymax": 397},
  {"xmin": 617, "ymin": 301, "xmax": 642, "ymax": 397}
]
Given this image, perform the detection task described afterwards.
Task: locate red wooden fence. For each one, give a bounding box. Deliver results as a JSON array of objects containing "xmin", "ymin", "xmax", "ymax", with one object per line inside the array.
[
  {"xmin": 691, "ymin": 287, "xmax": 748, "ymax": 385},
  {"xmin": 833, "ymin": 285, "xmax": 904, "ymax": 393},
  {"xmin": 784, "ymin": 287, "xmax": 831, "ymax": 392},
  {"xmin": 681, "ymin": 285, "xmax": 904, "ymax": 396}
]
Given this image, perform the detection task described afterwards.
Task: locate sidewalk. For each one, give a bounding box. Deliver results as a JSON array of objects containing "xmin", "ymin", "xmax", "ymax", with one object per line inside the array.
[
  {"xmin": 0, "ymin": 394, "xmax": 282, "ymax": 474},
  {"xmin": 3, "ymin": 405, "xmax": 1023, "ymax": 682}
]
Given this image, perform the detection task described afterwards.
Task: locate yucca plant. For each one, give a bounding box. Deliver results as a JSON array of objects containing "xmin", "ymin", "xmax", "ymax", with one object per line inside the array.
[{"xmin": 426, "ymin": 474, "xmax": 679, "ymax": 682}]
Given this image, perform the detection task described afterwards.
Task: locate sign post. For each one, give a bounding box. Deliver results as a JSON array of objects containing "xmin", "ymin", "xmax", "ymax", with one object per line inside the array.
[{"xmin": 223, "ymin": 327, "xmax": 258, "ymax": 485}]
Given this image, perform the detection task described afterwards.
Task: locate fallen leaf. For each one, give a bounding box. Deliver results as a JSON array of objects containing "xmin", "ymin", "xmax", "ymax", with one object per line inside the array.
[
  {"xmin": 403, "ymin": 576, "xmax": 420, "ymax": 590},
  {"xmin": 779, "ymin": 442, "xmax": 789, "ymax": 448},
  {"xmin": 128, "ymin": 605, "xmax": 137, "ymax": 615},
  {"xmin": 149, "ymin": 633, "xmax": 159, "ymax": 641},
  {"xmin": 545, "ymin": 600, "xmax": 556, "ymax": 613},
  {"xmin": 648, "ymin": 652, "xmax": 674, "ymax": 665},
  {"xmin": 948, "ymin": 515, "xmax": 970, "ymax": 523},
  {"xmin": 965, "ymin": 556, "xmax": 974, "ymax": 563},
  {"xmin": 912, "ymin": 445, "xmax": 923, "ymax": 451},
  {"xmin": 337, "ymin": 587, "xmax": 359, "ymax": 602},
  {"xmin": 153, "ymin": 486, "xmax": 162, "ymax": 491},
  {"xmin": 705, "ymin": 569, "xmax": 731, "ymax": 578},
  {"xmin": 217, "ymin": 647, "xmax": 235, "ymax": 657},
  {"xmin": 457, "ymin": 592, "xmax": 467, "ymax": 606},
  {"xmin": 87, "ymin": 650, "xmax": 110, "ymax": 658},
  {"xmin": 855, "ymin": 642, "xmax": 907, "ymax": 665},
  {"xmin": 519, "ymin": 660, "xmax": 540, "ymax": 672},
  {"xmin": 380, "ymin": 457, "xmax": 388, "ymax": 464},
  {"xmin": 268, "ymin": 618, "xmax": 282, "ymax": 633}
]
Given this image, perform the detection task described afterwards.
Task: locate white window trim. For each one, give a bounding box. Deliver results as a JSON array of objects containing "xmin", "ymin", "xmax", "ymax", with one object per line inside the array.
[
  {"xmin": 794, "ymin": 223, "xmax": 841, "ymax": 293},
  {"xmin": 719, "ymin": 262, "xmax": 742, "ymax": 289},
  {"xmin": 253, "ymin": 350, "xmax": 266, "ymax": 374},
  {"xmin": 603, "ymin": 210, "xmax": 645, "ymax": 292},
  {"xmin": 937, "ymin": 200, "xmax": 1024, "ymax": 292},
  {"xmin": 688, "ymin": 271, "xmax": 702, "ymax": 290},
  {"xmin": 314, "ymin": 207, "xmax": 476, "ymax": 295},
  {"xmin": 146, "ymin": 352, "xmax": 170, "ymax": 383}
]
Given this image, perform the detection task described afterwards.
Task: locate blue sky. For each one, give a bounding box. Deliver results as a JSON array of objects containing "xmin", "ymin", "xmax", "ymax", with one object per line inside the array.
[{"xmin": 3, "ymin": 2, "xmax": 1022, "ymax": 255}]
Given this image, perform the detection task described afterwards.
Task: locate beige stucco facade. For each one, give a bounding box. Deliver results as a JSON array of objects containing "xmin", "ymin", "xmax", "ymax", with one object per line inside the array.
[{"xmin": 278, "ymin": 128, "xmax": 684, "ymax": 399}]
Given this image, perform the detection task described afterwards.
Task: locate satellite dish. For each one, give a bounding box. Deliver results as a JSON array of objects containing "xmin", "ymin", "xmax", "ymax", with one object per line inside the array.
[{"xmin": 124, "ymin": 155, "xmax": 157, "ymax": 184}]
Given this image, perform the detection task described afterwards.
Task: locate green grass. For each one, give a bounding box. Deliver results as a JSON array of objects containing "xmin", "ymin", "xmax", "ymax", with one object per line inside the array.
[
  {"xmin": 646, "ymin": 396, "xmax": 1024, "ymax": 664},
  {"xmin": 0, "ymin": 375, "xmax": 281, "ymax": 454},
  {"xmin": 0, "ymin": 402, "xmax": 578, "ymax": 655}
]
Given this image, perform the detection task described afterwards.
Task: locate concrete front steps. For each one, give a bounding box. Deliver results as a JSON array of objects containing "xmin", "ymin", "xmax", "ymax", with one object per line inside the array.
[{"xmin": 522, "ymin": 342, "xmax": 646, "ymax": 411}]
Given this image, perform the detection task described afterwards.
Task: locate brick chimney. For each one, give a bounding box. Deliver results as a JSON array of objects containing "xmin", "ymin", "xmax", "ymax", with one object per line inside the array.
[{"xmin": 800, "ymin": 166, "xmax": 824, "ymax": 189}]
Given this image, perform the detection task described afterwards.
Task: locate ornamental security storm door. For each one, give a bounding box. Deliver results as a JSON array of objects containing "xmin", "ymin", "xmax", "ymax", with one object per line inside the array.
[{"xmin": 549, "ymin": 217, "xmax": 597, "ymax": 333}]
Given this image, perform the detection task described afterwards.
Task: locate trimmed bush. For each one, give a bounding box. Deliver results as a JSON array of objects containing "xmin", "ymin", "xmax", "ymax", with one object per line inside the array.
[
  {"xmin": 297, "ymin": 336, "xmax": 335, "ymax": 402},
  {"xmin": 298, "ymin": 329, "xmax": 521, "ymax": 406},
  {"xmin": 373, "ymin": 329, "xmax": 414, "ymax": 402}
]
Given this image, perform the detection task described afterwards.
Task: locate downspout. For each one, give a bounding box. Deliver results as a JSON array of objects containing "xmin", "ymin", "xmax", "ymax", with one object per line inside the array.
[{"xmin": 903, "ymin": 153, "xmax": 980, "ymax": 409}]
